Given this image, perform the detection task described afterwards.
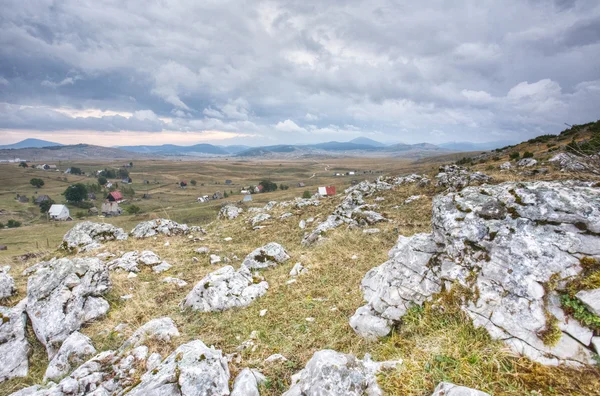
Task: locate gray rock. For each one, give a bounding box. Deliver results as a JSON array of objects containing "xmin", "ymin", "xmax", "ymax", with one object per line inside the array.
[
  {"xmin": 549, "ymin": 152, "xmax": 590, "ymax": 172},
  {"xmin": 435, "ymin": 165, "xmax": 492, "ymax": 191},
  {"xmin": 162, "ymin": 277, "xmax": 188, "ymax": 288},
  {"xmin": 44, "ymin": 331, "xmax": 96, "ymax": 382},
  {"xmin": 250, "ymin": 213, "xmax": 271, "ymax": 226},
  {"xmin": 130, "ymin": 219, "xmax": 192, "ymax": 238},
  {"xmin": 263, "ymin": 201, "xmax": 278, "ymax": 211},
  {"xmin": 289, "ymin": 263, "xmax": 308, "ymax": 277},
  {"xmin": 280, "ymin": 212, "xmax": 293, "ymax": 219},
  {"xmin": 499, "ymin": 161, "xmax": 512, "ymax": 170},
  {"xmin": 231, "ymin": 368, "xmax": 266, "ymax": 396},
  {"xmin": 152, "ymin": 262, "xmax": 172, "ymax": 273},
  {"xmin": 363, "ymin": 228, "xmax": 381, "ymax": 234},
  {"xmin": 61, "ymin": 221, "xmax": 128, "ymax": 251},
  {"xmin": 138, "ymin": 250, "xmax": 161, "ymax": 265},
  {"xmin": 282, "ymin": 350, "xmax": 400, "ymax": 396},
  {"xmin": 431, "ymin": 382, "xmax": 490, "ymax": 396},
  {"xmin": 293, "ymin": 198, "xmax": 320, "ymax": 208},
  {"xmin": 575, "ymin": 288, "xmax": 600, "ymax": 316},
  {"xmin": 182, "ymin": 265, "xmax": 268, "ymax": 312},
  {"xmin": 26, "ymin": 257, "xmax": 111, "ymax": 359},
  {"xmin": 107, "ymin": 250, "xmax": 169, "ymax": 273},
  {"xmin": 210, "ymin": 254, "xmax": 222, "ymax": 265},
  {"xmin": 299, "ymin": 220, "xmax": 306, "ymax": 229},
  {"xmin": 242, "ymin": 242, "xmax": 290, "ymax": 270},
  {"xmin": 0, "ymin": 299, "xmax": 30, "ymax": 383},
  {"xmin": 119, "ymin": 317, "xmax": 180, "ymax": 351},
  {"xmin": 404, "ymin": 195, "xmax": 423, "ymax": 204},
  {"xmin": 517, "ymin": 158, "xmax": 538, "ymax": 167},
  {"xmin": 351, "ymin": 181, "xmax": 600, "ymax": 366},
  {"xmin": 218, "ymin": 205, "xmax": 243, "ymax": 220},
  {"xmin": 195, "ymin": 247, "xmax": 210, "ymax": 254},
  {"xmin": 0, "ymin": 266, "xmax": 16, "ymax": 299}
]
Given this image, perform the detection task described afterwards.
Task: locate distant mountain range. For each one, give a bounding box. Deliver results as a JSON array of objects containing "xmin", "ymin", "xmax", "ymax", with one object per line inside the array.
[{"xmin": 0, "ymin": 138, "xmax": 63, "ymax": 150}]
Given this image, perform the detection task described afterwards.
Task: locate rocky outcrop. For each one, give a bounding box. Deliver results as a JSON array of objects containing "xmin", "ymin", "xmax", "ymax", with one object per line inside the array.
[
  {"xmin": 107, "ymin": 250, "xmax": 171, "ymax": 273},
  {"xmin": 282, "ymin": 350, "xmax": 400, "ymax": 396},
  {"xmin": 44, "ymin": 331, "xmax": 96, "ymax": 382},
  {"xmin": 517, "ymin": 158, "xmax": 538, "ymax": 167},
  {"xmin": 500, "ymin": 161, "xmax": 512, "ymax": 170},
  {"xmin": 0, "ymin": 299, "xmax": 30, "ymax": 382},
  {"xmin": 435, "ymin": 165, "xmax": 492, "ymax": 191},
  {"xmin": 182, "ymin": 265, "xmax": 268, "ymax": 312},
  {"xmin": 351, "ymin": 181, "xmax": 600, "ymax": 366},
  {"xmin": 250, "ymin": 213, "xmax": 271, "ymax": 226},
  {"xmin": 431, "ymin": 382, "xmax": 490, "ymax": 396},
  {"xmin": 242, "ymin": 242, "xmax": 290, "ymax": 270},
  {"xmin": 231, "ymin": 368, "xmax": 266, "ymax": 396},
  {"xmin": 549, "ymin": 152, "xmax": 592, "ymax": 173},
  {"xmin": 0, "ymin": 265, "xmax": 16, "ymax": 299},
  {"xmin": 219, "ymin": 205, "xmax": 243, "ymax": 220},
  {"xmin": 61, "ymin": 221, "xmax": 128, "ymax": 251},
  {"xmin": 130, "ymin": 219, "xmax": 196, "ymax": 238},
  {"xmin": 26, "ymin": 257, "xmax": 111, "ymax": 359}
]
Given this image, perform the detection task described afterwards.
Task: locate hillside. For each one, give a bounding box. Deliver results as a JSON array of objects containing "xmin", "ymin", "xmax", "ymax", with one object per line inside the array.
[
  {"xmin": 0, "ymin": 139, "xmax": 63, "ymax": 150},
  {"xmin": 0, "ymin": 144, "xmax": 146, "ymax": 161}
]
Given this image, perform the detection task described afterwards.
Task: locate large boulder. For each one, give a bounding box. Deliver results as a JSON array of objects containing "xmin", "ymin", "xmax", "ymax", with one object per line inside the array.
[
  {"xmin": 231, "ymin": 368, "xmax": 265, "ymax": 396},
  {"xmin": 351, "ymin": 181, "xmax": 600, "ymax": 366},
  {"xmin": 130, "ymin": 219, "xmax": 193, "ymax": 238},
  {"xmin": 282, "ymin": 350, "xmax": 400, "ymax": 396},
  {"xmin": 26, "ymin": 257, "xmax": 111, "ymax": 359},
  {"xmin": 0, "ymin": 265, "xmax": 16, "ymax": 299},
  {"xmin": 61, "ymin": 221, "xmax": 128, "ymax": 251},
  {"xmin": 0, "ymin": 299, "xmax": 30, "ymax": 383},
  {"xmin": 431, "ymin": 382, "xmax": 490, "ymax": 396},
  {"xmin": 517, "ymin": 158, "xmax": 538, "ymax": 167},
  {"xmin": 549, "ymin": 152, "xmax": 591, "ymax": 172},
  {"xmin": 218, "ymin": 205, "xmax": 243, "ymax": 220},
  {"xmin": 435, "ymin": 165, "xmax": 492, "ymax": 191},
  {"xmin": 242, "ymin": 242, "xmax": 290, "ymax": 270},
  {"xmin": 181, "ymin": 266, "xmax": 268, "ymax": 312},
  {"xmin": 107, "ymin": 250, "xmax": 171, "ymax": 273},
  {"xmin": 250, "ymin": 213, "xmax": 271, "ymax": 227},
  {"xmin": 44, "ymin": 331, "xmax": 96, "ymax": 382}
]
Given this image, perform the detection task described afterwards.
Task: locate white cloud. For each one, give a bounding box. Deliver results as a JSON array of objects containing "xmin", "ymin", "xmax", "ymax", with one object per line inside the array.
[{"xmin": 274, "ymin": 119, "xmax": 307, "ymax": 134}]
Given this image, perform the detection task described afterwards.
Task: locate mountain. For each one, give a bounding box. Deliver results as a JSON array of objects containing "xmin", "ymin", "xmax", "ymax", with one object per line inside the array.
[
  {"xmin": 117, "ymin": 144, "xmax": 228, "ymax": 155},
  {"xmin": 438, "ymin": 140, "xmax": 517, "ymax": 151},
  {"xmin": 220, "ymin": 145, "xmax": 252, "ymax": 154},
  {"xmin": 0, "ymin": 138, "xmax": 63, "ymax": 149},
  {"xmin": 349, "ymin": 137, "xmax": 388, "ymax": 147},
  {"xmin": 0, "ymin": 144, "xmax": 145, "ymax": 161}
]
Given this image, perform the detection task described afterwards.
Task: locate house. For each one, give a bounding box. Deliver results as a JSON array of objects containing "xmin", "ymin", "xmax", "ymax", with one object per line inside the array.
[
  {"xmin": 240, "ymin": 189, "xmax": 249, "ymax": 195},
  {"xmin": 48, "ymin": 204, "xmax": 71, "ymax": 221},
  {"xmin": 46, "ymin": 164, "xmax": 57, "ymax": 170},
  {"xmin": 105, "ymin": 182, "xmax": 113, "ymax": 188},
  {"xmin": 64, "ymin": 168, "xmax": 72, "ymax": 174},
  {"xmin": 34, "ymin": 195, "xmax": 51, "ymax": 205},
  {"xmin": 297, "ymin": 182, "xmax": 305, "ymax": 187},
  {"xmin": 254, "ymin": 185, "xmax": 264, "ymax": 193},
  {"xmin": 348, "ymin": 171, "xmax": 355, "ymax": 176},
  {"xmin": 107, "ymin": 191, "xmax": 123, "ymax": 202},
  {"xmin": 243, "ymin": 195, "xmax": 253, "ymax": 202},
  {"xmin": 101, "ymin": 201, "xmax": 122, "ymax": 216},
  {"xmin": 88, "ymin": 193, "xmax": 97, "ymax": 200},
  {"xmin": 88, "ymin": 207, "xmax": 99, "ymax": 215},
  {"xmin": 197, "ymin": 195, "xmax": 210, "ymax": 203},
  {"xmin": 143, "ymin": 180, "xmax": 150, "ymax": 184},
  {"xmin": 225, "ymin": 180, "xmax": 232, "ymax": 185},
  {"xmin": 121, "ymin": 177, "xmax": 132, "ymax": 184},
  {"xmin": 318, "ymin": 186, "xmax": 337, "ymax": 196}
]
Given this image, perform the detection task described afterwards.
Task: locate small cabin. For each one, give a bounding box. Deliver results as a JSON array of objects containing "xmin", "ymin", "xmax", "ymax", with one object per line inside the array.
[
  {"xmin": 121, "ymin": 177, "xmax": 132, "ymax": 184},
  {"xmin": 297, "ymin": 182, "xmax": 305, "ymax": 188},
  {"xmin": 318, "ymin": 186, "xmax": 337, "ymax": 196},
  {"xmin": 107, "ymin": 191, "xmax": 123, "ymax": 202},
  {"xmin": 34, "ymin": 195, "xmax": 51, "ymax": 205},
  {"xmin": 48, "ymin": 204, "xmax": 71, "ymax": 221}
]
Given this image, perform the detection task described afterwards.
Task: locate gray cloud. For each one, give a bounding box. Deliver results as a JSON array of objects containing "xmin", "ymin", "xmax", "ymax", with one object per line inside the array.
[{"xmin": 0, "ymin": 0, "xmax": 599, "ymax": 145}]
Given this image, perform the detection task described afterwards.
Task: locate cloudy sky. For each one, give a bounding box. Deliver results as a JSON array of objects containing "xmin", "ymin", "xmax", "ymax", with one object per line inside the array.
[{"xmin": 1, "ymin": 0, "xmax": 599, "ymax": 147}]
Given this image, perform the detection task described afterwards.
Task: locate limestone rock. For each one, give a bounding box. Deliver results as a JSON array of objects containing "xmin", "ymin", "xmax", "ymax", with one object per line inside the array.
[
  {"xmin": 250, "ymin": 213, "xmax": 271, "ymax": 226},
  {"xmin": 435, "ymin": 165, "xmax": 492, "ymax": 191},
  {"xmin": 182, "ymin": 265, "xmax": 268, "ymax": 312},
  {"xmin": 242, "ymin": 242, "xmax": 290, "ymax": 270},
  {"xmin": 44, "ymin": 331, "xmax": 96, "ymax": 382},
  {"xmin": 61, "ymin": 221, "xmax": 128, "ymax": 251},
  {"xmin": 263, "ymin": 201, "xmax": 278, "ymax": 211},
  {"xmin": 107, "ymin": 250, "xmax": 170, "ymax": 273},
  {"xmin": 575, "ymin": 289, "xmax": 600, "ymax": 316},
  {"xmin": 517, "ymin": 158, "xmax": 538, "ymax": 167},
  {"xmin": 549, "ymin": 152, "xmax": 590, "ymax": 172},
  {"xmin": 130, "ymin": 219, "xmax": 192, "ymax": 238},
  {"xmin": 499, "ymin": 161, "xmax": 512, "ymax": 170},
  {"xmin": 289, "ymin": 263, "xmax": 308, "ymax": 277},
  {"xmin": 404, "ymin": 195, "xmax": 423, "ymax": 204},
  {"xmin": 219, "ymin": 205, "xmax": 243, "ymax": 220},
  {"xmin": 282, "ymin": 350, "xmax": 400, "ymax": 396},
  {"xmin": 280, "ymin": 212, "xmax": 293, "ymax": 219},
  {"xmin": 431, "ymin": 382, "xmax": 490, "ymax": 396},
  {"xmin": 0, "ymin": 299, "xmax": 30, "ymax": 383},
  {"xmin": 351, "ymin": 181, "xmax": 600, "ymax": 366},
  {"xmin": 0, "ymin": 266, "xmax": 16, "ymax": 299},
  {"xmin": 231, "ymin": 368, "xmax": 266, "ymax": 396},
  {"xmin": 210, "ymin": 254, "xmax": 222, "ymax": 265},
  {"xmin": 163, "ymin": 277, "xmax": 188, "ymax": 288},
  {"xmin": 26, "ymin": 257, "xmax": 111, "ymax": 359}
]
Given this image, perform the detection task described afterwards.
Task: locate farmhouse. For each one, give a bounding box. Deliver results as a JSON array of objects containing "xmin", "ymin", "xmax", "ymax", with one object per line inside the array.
[
  {"xmin": 48, "ymin": 204, "xmax": 71, "ymax": 221},
  {"xmin": 197, "ymin": 195, "xmax": 210, "ymax": 203},
  {"xmin": 107, "ymin": 191, "xmax": 123, "ymax": 202},
  {"xmin": 255, "ymin": 185, "xmax": 264, "ymax": 193},
  {"xmin": 105, "ymin": 182, "xmax": 113, "ymax": 188},
  {"xmin": 318, "ymin": 186, "xmax": 337, "ymax": 196},
  {"xmin": 88, "ymin": 207, "xmax": 99, "ymax": 215},
  {"xmin": 101, "ymin": 201, "xmax": 122, "ymax": 216}
]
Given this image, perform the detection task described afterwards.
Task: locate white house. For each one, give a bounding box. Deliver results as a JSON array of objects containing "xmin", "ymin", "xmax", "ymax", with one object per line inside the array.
[{"xmin": 48, "ymin": 204, "xmax": 71, "ymax": 221}]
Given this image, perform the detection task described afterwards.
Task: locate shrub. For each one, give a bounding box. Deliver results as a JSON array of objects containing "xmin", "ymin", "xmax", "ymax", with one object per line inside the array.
[
  {"xmin": 456, "ymin": 157, "xmax": 473, "ymax": 166},
  {"xmin": 97, "ymin": 176, "xmax": 108, "ymax": 186},
  {"xmin": 73, "ymin": 201, "xmax": 94, "ymax": 209},
  {"xmin": 19, "ymin": 161, "xmax": 28, "ymax": 168},
  {"xmin": 523, "ymin": 151, "xmax": 534, "ymax": 158},
  {"xmin": 70, "ymin": 167, "xmax": 83, "ymax": 175},
  {"xmin": 224, "ymin": 191, "xmax": 229, "ymax": 198},
  {"xmin": 117, "ymin": 168, "xmax": 129, "ymax": 178},
  {"xmin": 39, "ymin": 199, "xmax": 55, "ymax": 213},
  {"xmin": 75, "ymin": 211, "xmax": 87, "ymax": 219},
  {"xmin": 99, "ymin": 169, "xmax": 116, "ymax": 178},
  {"xmin": 279, "ymin": 184, "xmax": 289, "ymax": 190},
  {"xmin": 126, "ymin": 205, "xmax": 141, "ymax": 215},
  {"xmin": 30, "ymin": 178, "xmax": 45, "ymax": 188},
  {"xmin": 7, "ymin": 219, "xmax": 21, "ymax": 228},
  {"xmin": 190, "ymin": 179, "xmax": 197, "ymax": 186},
  {"xmin": 509, "ymin": 152, "xmax": 520, "ymax": 160},
  {"xmin": 64, "ymin": 183, "xmax": 88, "ymax": 202},
  {"xmin": 259, "ymin": 180, "xmax": 278, "ymax": 193},
  {"xmin": 302, "ymin": 190, "xmax": 312, "ymax": 199}
]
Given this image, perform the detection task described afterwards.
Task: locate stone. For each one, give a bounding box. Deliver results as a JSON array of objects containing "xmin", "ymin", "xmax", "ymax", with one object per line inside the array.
[
  {"xmin": 259, "ymin": 309, "xmax": 268, "ymax": 317},
  {"xmin": 242, "ymin": 242, "xmax": 290, "ymax": 270},
  {"xmin": 152, "ymin": 262, "xmax": 172, "ymax": 273},
  {"xmin": 282, "ymin": 350, "xmax": 400, "ymax": 396},
  {"xmin": 549, "ymin": 152, "xmax": 590, "ymax": 172},
  {"xmin": 363, "ymin": 228, "xmax": 380, "ymax": 234},
  {"xmin": 224, "ymin": 237, "xmax": 233, "ymax": 242},
  {"xmin": 182, "ymin": 265, "xmax": 268, "ymax": 312},
  {"xmin": 350, "ymin": 181, "xmax": 600, "ymax": 366},
  {"xmin": 231, "ymin": 368, "xmax": 266, "ymax": 396},
  {"xmin": 121, "ymin": 294, "xmax": 134, "ymax": 300},
  {"xmin": 130, "ymin": 219, "xmax": 192, "ymax": 238},
  {"xmin": 263, "ymin": 201, "xmax": 278, "ymax": 211},
  {"xmin": 299, "ymin": 219, "xmax": 306, "ymax": 229},
  {"xmin": 435, "ymin": 165, "xmax": 492, "ymax": 191},
  {"xmin": 250, "ymin": 213, "xmax": 271, "ymax": 226},
  {"xmin": 499, "ymin": 161, "xmax": 512, "ymax": 170},
  {"xmin": 517, "ymin": 158, "xmax": 538, "ymax": 167},
  {"xmin": 195, "ymin": 247, "xmax": 210, "ymax": 254},
  {"xmin": 289, "ymin": 263, "xmax": 308, "ymax": 277},
  {"xmin": 0, "ymin": 266, "xmax": 16, "ymax": 299},
  {"xmin": 280, "ymin": 212, "xmax": 293, "ymax": 219},
  {"xmin": 431, "ymin": 382, "xmax": 490, "ymax": 396},
  {"xmin": 61, "ymin": 221, "xmax": 128, "ymax": 251},
  {"xmin": 107, "ymin": 250, "xmax": 169, "ymax": 273},
  {"xmin": 592, "ymin": 337, "xmax": 600, "ymax": 354},
  {"xmin": 218, "ymin": 205, "xmax": 243, "ymax": 220},
  {"xmin": 44, "ymin": 331, "xmax": 97, "ymax": 382},
  {"xmin": 120, "ymin": 317, "xmax": 180, "ymax": 351},
  {"xmin": 575, "ymin": 289, "xmax": 600, "ymax": 316},
  {"xmin": 404, "ymin": 195, "xmax": 423, "ymax": 204},
  {"xmin": 286, "ymin": 279, "xmax": 297, "ymax": 285},
  {"xmin": 163, "ymin": 277, "xmax": 188, "ymax": 287},
  {"xmin": 265, "ymin": 353, "xmax": 287, "ymax": 363},
  {"xmin": 127, "ymin": 340, "xmax": 230, "ymax": 396},
  {"xmin": 138, "ymin": 250, "xmax": 161, "ymax": 265},
  {"xmin": 0, "ymin": 299, "xmax": 30, "ymax": 382},
  {"xmin": 26, "ymin": 257, "xmax": 111, "ymax": 359},
  {"xmin": 128, "ymin": 272, "xmax": 137, "ymax": 279},
  {"xmin": 210, "ymin": 254, "xmax": 222, "ymax": 265}
]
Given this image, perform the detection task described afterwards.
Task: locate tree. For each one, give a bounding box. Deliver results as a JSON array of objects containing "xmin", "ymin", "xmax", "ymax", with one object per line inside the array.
[
  {"xmin": 99, "ymin": 169, "xmax": 116, "ymax": 178},
  {"xmin": 302, "ymin": 190, "xmax": 312, "ymax": 199},
  {"xmin": 7, "ymin": 219, "xmax": 21, "ymax": 228},
  {"xmin": 70, "ymin": 167, "xmax": 83, "ymax": 175},
  {"xmin": 98, "ymin": 176, "xmax": 107, "ymax": 186},
  {"xmin": 126, "ymin": 205, "xmax": 141, "ymax": 215},
  {"xmin": 190, "ymin": 179, "xmax": 197, "ymax": 186},
  {"xmin": 118, "ymin": 168, "xmax": 129, "ymax": 178},
  {"xmin": 509, "ymin": 152, "xmax": 520, "ymax": 161},
  {"xmin": 259, "ymin": 180, "xmax": 278, "ymax": 193},
  {"xmin": 64, "ymin": 183, "xmax": 88, "ymax": 203},
  {"xmin": 129, "ymin": 162, "xmax": 133, "ymax": 167},
  {"xmin": 122, "ymin": 185, "xmax": 135, "ymax": 198},
  {"xmin": 40, "ymin": 199, "xmax": 55, "ymax": 213},
  {"xmin": 279, "ymin": 184, "xmax": 289, "ymax": 190},
  {"xmin": 224, "ymin": 191, "xmax": 229, "ymax": 198},
  {"xmin": 30, "ymin": 178, "xmax": 45, "ymax": 188},
  {"xmin": 19, "ymin": 161, "xmax": 28, "ymax": 168}
]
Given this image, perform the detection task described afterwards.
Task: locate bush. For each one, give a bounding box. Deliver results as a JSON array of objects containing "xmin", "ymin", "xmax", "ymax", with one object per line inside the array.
[
  {"xmin": 30, "ymin": 178, "xmax": 45, "ymax": 188},
  {"xmin": 121, "ymin": 185, "xmax": 135, "ymax": 198},
  {"xmin": 73, "ymin": 201, "xmax": 94, "ymax": 209},
  {"xmin": 39, "ymin": 199, "xmax": 55, "ymax": 213},
  {"xmin": 224, "ymin": 191, "xmax": 229, "ymax": 198},
  {"xmin": 19, "ymin": 161, "xmax": 28, "ymax": 168},
  {"xmin": 64, "ymin": 183, "xmax": 88, "ymax": 202},
  {"xmin": 70, "ymin": 167, "xmax": 83, "ymax": 175},
  {"xmin": 7, "ymin": 219, "xmax": 21, "ymax": 228},
  {"xmin": 523, "ymin": 151, "xmax": 534, "ymax": 158},
  {"xmin": 97, "ymin": 176, "xmax": 108, "ymax": 186},
  {"xmin": 302, "ymin": 190, "xmax": 312, "ymax": 199},
  {"xmin": 279, "ymin": 184, "xmax": 289, "ymax": 190},
  {"xmin": 117, "ymin": 168, "xmax": 129, "ymax": 178},
  {"xmin": 75, "ymin": 211, "xmax": 87, "ymax": 219},
  {"xmin": 126, "ymin": 205, "xmax": 141, "ymax": 215},
  {"xmin": 259, "ymin": 180, "xmax": 278, "ymax": 193},
  {"xmin": 190, "ymin": 179, "xmax": 197, "ymax": 186},
  {"xmin": 509, "ymin": 152, "xmax": 520, "ymax": 160},
  {"xmin": 456, "ymin": 157, "xmax": 473, "ymax": 166},
  {"xmin": 99, "ymin": 169, "xmax": 116, "ymax": 178}
]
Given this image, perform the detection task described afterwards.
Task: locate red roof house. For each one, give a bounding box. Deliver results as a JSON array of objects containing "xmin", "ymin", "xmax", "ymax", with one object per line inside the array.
[{"xmin": 107, "ymin": 191, "xmax": 123, "ymax": 202}]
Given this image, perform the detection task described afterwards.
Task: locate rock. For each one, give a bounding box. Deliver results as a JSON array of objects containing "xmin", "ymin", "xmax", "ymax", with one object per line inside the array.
[
  {"xmin": 280, "ymin": 212, "xmax": 293, "ymax": 219},
  {"xmin": 61, "ymin": 221, "xmax": 128, "ymax": 251},
  {"xmin": 195, "ymin": 247, "xmax": 210, "ymax": 254},
  {"xmin": 44, "ymin": 331, "xmax": 96, "ymax": 382},
  {"xmin": 404, "ymin": 195, "xmax": 423, "ymax": 204},
  {"xmin": 127, "ymin": 340, "xmax": 230, "ymax": 396},
  {"xmin": 107, "ymin": 250, "xmax": 170, "ymax": 273},
  {"xmin": 431, "ymin": 382, "xmax": 490, "ymax": 396},
  {"xmin": 224, "ymin": 237, "xmax": 233, "ymax": 242},
  {"xmin": 549, "ymin": 152, "xmax": 590, "ymax": 172},
  {"xmin": 374, "ymin": 197, "xmax": 385, "ymax": 202},
  {"xmin": 351, "ymin": 181, "xmax": 600, "ymax": 366},
  {"xmin": 182, "ymin": 265, "xmax": 268, "ymax": 312},
  {"xmin": 250, "ymin": 213, "xmax": 271, "ymax": 226},
  {"xmin": 128, "ymin": 272, "xmax": 137, "ymax": 279},
  {"xmin": 263, "ymin": 201, "xmax": 278, "ymax": 211},
  {"xmin": 138, "ymin": 250, "xmax": 161, "ymax": 265},
  {"xmin": 26, "ymin": 257, "xmax": 111, "ymax": 359},
  {"xmin": 575, "ymin": 289, "xmax": 600, "ymax": 316},
  {"xmin": 289, "ymin": 263, "xmax": 308, "ymax": 277},
  {"xmin": 242, "ymin": 242, "xmax": 290, "ymax": 270},
  {"xmin": 282, "ymin": 350, "xmax": 400, "ymax": 396},
  {"xmin": 265, "ymin": 353, "xmax": 287, "ymax": 363},
  {"xmin": 219, "ymin": 205, "xmax": 243, "ymax": 220},
  {"xmin": 363, "ymin": 228, "xmax": 380, "ymax": 234},
  {"xmin": 121, "ymin": 294, "xmax": 134, "ymax": 300},
  {"xmin": 499, "ymin": 161, "xmax": 512, "ymax": 170},
  {"xmin": 299, "ymin": 220, "xmax": 306, "ymax": 229},
  {"xmin": 517, "ymin": 158, "xmax": 538, "ymax": 167},
  {"xmin": 192, "ymin": 257, "xmax": 199, "ymax": 263},
  {"xmin": 231, "ymin": 368, "xmax": 266, "ymax": 396},
  {"xmin": 120, "ymin": 317, "xmax": 180, "ymax": 351},
  {"xmin": 305, "ymin": 317, "xmax": 314, "ymax": 322},
  {"xmin": 592, "ymin": 337, "xmax": 600, "ymax": 354},
  {"xmin": 293, "ymin": 198, "xmax": 320, "ymax": 208},
  {"xmin": 435, "ymin": 165, "xmax": 492, "ymax": 191},
  {"xmin": 286, "ymin": 279, "xmax": 297, "ymax": 285},
  {"xmin": 152, "ymin": 262, "xmax": 172, "ymax": 273},
  {"xmin": 0, "ymin": 266, "xmax": 16, "ymax": 299},
  {"xmin": 259, "ymin": 309, "xmax": 268, "ymax": 317},
  {"xmin": 130, "ymin": 219, "xmax": 192, "ymax": 238},
  {"xmin": 210, "ymin": 254, "xmax": 222, "ymax": 265},
  {"xmin": 163, "ymin": 277, "xmax": 188, "ymax": 287},
  {"xmin": 0, "ymin": 299, "xmax": 30, "ymax": 382}
]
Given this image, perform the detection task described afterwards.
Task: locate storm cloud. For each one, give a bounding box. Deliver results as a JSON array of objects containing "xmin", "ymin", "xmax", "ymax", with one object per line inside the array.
[{"xmin": 1, "ymin": 0, "xmax": 599, "ymax": 145}]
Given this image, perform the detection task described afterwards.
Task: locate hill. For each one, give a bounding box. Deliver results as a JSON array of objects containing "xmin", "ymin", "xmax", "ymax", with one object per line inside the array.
[
  {"xmin": 0, "ymin": 138, "xmax": 63, "ymax": 149},
  {"xmin": 0, "ymin": 144, "xmax": 145, "ymax": 161},
  {"xmin": 438, "ymin": 140, "xmax": 516, "ymax": 151},
  {"xmin": 117, "ymin": 143, "xmax": 228, "ymax": 156},
  {"xmin": 348, "ymin": 137, "xmax": 387, "ymax": 147}
]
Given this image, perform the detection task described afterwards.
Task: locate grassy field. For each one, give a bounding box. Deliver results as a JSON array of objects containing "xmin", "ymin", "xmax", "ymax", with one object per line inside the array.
[{"xmin": 1, "ymin": 152, "xmax": 600, "ymax": 395}]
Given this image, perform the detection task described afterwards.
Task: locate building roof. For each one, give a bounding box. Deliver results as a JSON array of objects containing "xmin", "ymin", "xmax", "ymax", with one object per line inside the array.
[
  {"xmin": 35, "ymin": 195, "xmax": 50, "ymax": 203},
  {"xmin": 108, "ymin": 191, "xmax": 123, "ymax": 201},
  {"xmin": 48, "ymin": 204, "xmax": 67, "ymax": 216}
]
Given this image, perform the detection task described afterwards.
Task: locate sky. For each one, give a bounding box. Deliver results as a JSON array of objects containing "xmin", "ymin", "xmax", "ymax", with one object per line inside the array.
[{"xmin": 1, "ymin": 0, "xmax": 599, "ymax": 147}]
